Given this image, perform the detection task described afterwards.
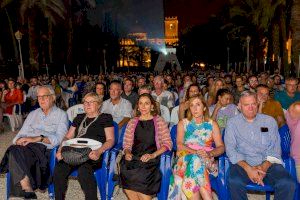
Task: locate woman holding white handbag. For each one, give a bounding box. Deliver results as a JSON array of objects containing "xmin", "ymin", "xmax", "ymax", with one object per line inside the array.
[{"xmin": 53, "ymin": 92, "xmax": 115, "ymax": 200}]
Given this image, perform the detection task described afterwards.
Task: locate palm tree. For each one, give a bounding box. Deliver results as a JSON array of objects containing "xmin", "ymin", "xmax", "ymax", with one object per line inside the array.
[
  {"xmin": 19, "ymin": 0, "xmax": 65, "ymax": 70},
  {"xmin": 291, "ymin": 0, "xmax": 300, "ymax": 76},
  {"xmin": 63, "ymin": 0, "xmax": 96, "ymax": 65},
  {"xmin": 227, "ymin": 0, "xmax": 286, "ymax": 72}
]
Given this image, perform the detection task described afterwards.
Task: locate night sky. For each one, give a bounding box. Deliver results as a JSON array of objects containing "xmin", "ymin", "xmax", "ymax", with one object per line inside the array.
[
  {"xmin": 88, "ymin": 0, "xmax": 227, "ymax": 37},
  {"xmin": 165, "ymin": 0, "xmax": 227, "ymax": 32}
]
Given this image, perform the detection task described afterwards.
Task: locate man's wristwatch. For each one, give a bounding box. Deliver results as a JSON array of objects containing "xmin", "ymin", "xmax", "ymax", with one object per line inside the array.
[{"xmin": 40, "ymin": 135, "xmax": 45, "ymax": 142}]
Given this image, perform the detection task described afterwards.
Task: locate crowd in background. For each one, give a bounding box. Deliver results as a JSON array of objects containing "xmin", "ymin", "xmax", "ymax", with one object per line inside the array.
[{"xmin": 0, "ymin": 67, "xmax": 300, "ymax": 199}]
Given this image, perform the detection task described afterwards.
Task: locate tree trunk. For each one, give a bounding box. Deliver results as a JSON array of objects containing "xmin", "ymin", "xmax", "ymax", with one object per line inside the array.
[
  {"xmin": 28, "ymin": 15, "xmax": 39, "ymax": 70},
  {"xmin": 48, "ymin": 18, "xmax": 53, "ymax": 63},
  {"xmin": 66, "ymin": 16, "xmax": 73, "ymax": 65},
  {"xmin": 5, "ymin": 9, "xmax": 18, "ymax": 60},
  {"xmin": 279, "ymin": 9, "xmax": 288, "ymax": 77},
  {"xmin": 291, "ymin": 0, "xmax": 300, "ymax": 77}
]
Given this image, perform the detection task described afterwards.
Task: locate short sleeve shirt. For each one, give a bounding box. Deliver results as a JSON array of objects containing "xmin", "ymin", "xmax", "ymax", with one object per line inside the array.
[{"xmin": 72, "ymin": 113, "xmax": 113, "ymax": 143}]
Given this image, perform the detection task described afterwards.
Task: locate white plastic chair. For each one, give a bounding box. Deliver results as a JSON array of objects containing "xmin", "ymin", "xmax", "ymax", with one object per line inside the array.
[
  {"xmin": 4, "ymin": 105, "xmax": 23, "ymax": 132},
  {"xmin": 160, "ymin": 104, "xmax": 170, "ymax": 124},
  {"xmin": 170, "ymin": 105, "xmax": 179, "ymax": 128},
  {"xmin": 66, "ymin": 104, "xmax": 84, "ymax": 123}
]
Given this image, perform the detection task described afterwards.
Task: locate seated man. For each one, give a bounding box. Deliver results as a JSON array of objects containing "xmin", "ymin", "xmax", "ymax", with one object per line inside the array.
[
  {"xmin": 225, "ymin": 91, "xmax": 296, "ymax": 200},
  {"xmin": 0, "ymin": 86, "xmax": 68, "ymax": 199},
  {"xmin": 257, "ymin": 84, "xmax": 285, "ymax": 127},
  {"xmin": 275, "ymin": 77, "xmax": 300, "ymax": 110},
  {"xmin": 151, "ymin": 75, "xmax": 174, "ymax": 109},
  {"xmin": 101, "ymin": 80, "xmax": 133, "ymax": 129},
  {"xmin": 121, "ymin": 78, "xmax": 138, "ymax": 109}
]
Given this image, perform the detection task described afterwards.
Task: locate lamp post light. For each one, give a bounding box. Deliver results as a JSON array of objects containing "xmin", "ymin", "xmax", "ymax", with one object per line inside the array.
[
  {"xmin": 246, "ymin": 36, "xmax": 251, "ymax": 73},
  {"xmin": 14, "ymin": 30, "xmax": 24, "ymax": 79}
]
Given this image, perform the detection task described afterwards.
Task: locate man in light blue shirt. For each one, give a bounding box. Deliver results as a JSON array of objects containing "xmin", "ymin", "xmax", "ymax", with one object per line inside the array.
[
  {"xmin": 0, "ymin": 86, "xmax": 68, "ymax": 199},
  {"xmin": 101, "ymin": 80, "xmax": 132, "ymax": 129},
  {"xmin": 225, "ymin": 91, "xmax": 296, "ymax": 200}
]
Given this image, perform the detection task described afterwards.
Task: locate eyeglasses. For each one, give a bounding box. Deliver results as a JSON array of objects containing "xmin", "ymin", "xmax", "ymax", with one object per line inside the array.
[
  {"xmin": 286, "ymin": 84, "xmax": 297, "ymax": 87},
  {"xmin": 83, "ymin": 100, "xmax": 97, "ymax": 105},
  {"xmin": 37, "ymin": 94, "xmax": 52, "ymax": 100}
]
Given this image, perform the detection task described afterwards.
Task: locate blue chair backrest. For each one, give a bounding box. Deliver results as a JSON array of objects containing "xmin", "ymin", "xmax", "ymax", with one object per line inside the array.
[
  {"xmin": 114, "ymin": 124, "xmax": 127, "ymax": 150},
  {"xmin": 170, "ymin": 125, "xmax": 177, "ymax": 151},
  {"xmin": 278, "ymin": 124, "xmax": 291, "ymax": 159},
  {"xmin": 113, "ymin": 121, "xmax": 119, "ymax": 146}
]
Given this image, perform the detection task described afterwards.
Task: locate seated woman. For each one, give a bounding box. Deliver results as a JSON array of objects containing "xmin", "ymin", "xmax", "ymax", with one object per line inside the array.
[
  {"xmin": 121, "ymin": 93, "xmax": 172, "ymax": 200},
  {"xmin": 169, "ymin": 94, "xmax": 225, "ymax": 200},
  {"xmin": 206, "ymin": 79, "xmax": 225, "ymax": 107},
  {"xmin": 209, "ymin": 88, "xmax": 239, "ymax": 132},
  {"xmin": 95, "ymin": 82, "xmax": 109, "ymax": 102},
  {"xmin": 53, "ymin": 92, "xmax": 115, "ymax": 200},
  {"xmin": 179, "ymin": 84, "xmax": 201, "ymax": 120},
  {"xmin": 2, "ymin": 79, "xmax": 23, "ymax": 114}
]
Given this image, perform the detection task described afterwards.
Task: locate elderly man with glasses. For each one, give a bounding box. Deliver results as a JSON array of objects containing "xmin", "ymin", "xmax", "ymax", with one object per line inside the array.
[{"xmin": 0, "ymin": 86, "xmax": 68, "ymax": 199}]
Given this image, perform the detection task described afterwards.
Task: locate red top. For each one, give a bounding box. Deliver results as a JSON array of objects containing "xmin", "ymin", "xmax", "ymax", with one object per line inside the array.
[{"xmin": 4, "ymin": 89, "xmax": 23, "ymax": 114}]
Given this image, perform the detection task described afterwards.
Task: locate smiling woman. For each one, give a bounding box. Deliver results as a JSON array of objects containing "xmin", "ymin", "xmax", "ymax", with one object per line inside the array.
[
  {"xmin": 53, "ymin": 92, "xmax": 115, "ymax": 200},
  {"xmin": 121, "ymin": 93, "xmax": 172, "ymax": 200}
]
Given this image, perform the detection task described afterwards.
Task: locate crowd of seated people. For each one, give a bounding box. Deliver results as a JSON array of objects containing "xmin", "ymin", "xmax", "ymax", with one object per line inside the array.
[{"xmin": 0, "ymin": 68, "xmax": 299, "ymax": 199}]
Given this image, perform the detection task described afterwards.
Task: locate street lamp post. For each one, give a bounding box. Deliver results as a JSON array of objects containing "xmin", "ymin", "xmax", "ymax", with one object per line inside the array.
[
  {"xmin": 246, "ymin": 36, "xmax": 251, "ymax": 73},
  {"xmin": 15, "ymin": 30, "xmax": 24, "ymax": 79}
]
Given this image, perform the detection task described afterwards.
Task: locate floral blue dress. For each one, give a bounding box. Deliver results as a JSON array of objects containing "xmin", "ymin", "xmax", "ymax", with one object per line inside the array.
[{"xmin": 168, "ymin": 119, "xmax": 217, "ymax": 199}]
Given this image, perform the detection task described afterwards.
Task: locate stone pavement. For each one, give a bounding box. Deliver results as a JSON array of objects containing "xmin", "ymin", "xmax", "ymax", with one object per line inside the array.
[{"xmin": 0, "ymin": 127, "xmax": 272, "ymax": 199}]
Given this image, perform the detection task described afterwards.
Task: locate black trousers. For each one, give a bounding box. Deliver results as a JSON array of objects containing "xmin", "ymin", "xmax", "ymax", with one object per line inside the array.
[{"xmin": 53, "ymin": 160, "xmax": 101, "ymax": 200}]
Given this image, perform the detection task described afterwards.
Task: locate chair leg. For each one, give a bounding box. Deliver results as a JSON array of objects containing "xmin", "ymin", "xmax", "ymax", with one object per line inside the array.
[
  {"xmin": 6, "ymin": 172, "xmax": 10, "ymax": 200},
  {"xmin": 266, "ymin": 192, "xmax": 271, "ymax": 200},
  {"xmin": 107, "ymin": 151, "xmax": 117, "ymax": 200}
]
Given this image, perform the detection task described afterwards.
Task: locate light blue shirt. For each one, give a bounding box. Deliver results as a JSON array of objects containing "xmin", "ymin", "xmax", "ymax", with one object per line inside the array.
[
  {"xmin": 13, "ymin": 106, "xmax": 69, "ymax": 149},
  {"xmin": 224, "ymin": 113, "xmax": 281, "ymax": 166},
  {"xmin": 101, "ymin": 98, "xmax": 133, "ymax": 124}
]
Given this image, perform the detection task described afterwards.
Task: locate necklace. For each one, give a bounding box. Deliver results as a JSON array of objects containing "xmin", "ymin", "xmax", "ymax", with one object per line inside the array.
[{"xmin": 77, "ymin": 114, "xmax": 100, "ymax": 138}]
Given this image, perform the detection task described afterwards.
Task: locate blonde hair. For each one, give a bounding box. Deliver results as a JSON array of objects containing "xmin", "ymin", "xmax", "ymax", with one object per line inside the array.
[
  {"xmin": 186, "ymin": 94, "xmax": 210, "ymax": 122},
  {"xmin": 82, "ymin": 92, "xmax": 102, "ymax": 106}
]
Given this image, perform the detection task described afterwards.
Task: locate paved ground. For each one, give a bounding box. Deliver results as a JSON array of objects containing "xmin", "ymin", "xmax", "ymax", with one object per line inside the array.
[{"xmin": 0, "ymin": 125, "xmax": 272, "ymax": 199}]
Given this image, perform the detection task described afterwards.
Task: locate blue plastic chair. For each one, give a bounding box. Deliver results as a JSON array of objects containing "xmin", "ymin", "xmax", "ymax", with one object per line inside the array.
[
  {"xmin": 6, "ymin": 147, "xmax": 58, "ymax": 200},
  {"xmin": 224, "ymin": 124, "xmax": 299, "ymax": 200},
  {"xmin": 107, "ymin": 124, "xmax": 127, "ymax": 199}
]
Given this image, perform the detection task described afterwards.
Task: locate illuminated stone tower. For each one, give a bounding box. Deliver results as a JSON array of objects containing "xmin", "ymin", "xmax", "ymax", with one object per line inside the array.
[
  {"xmin": 154, "ymin": 17, "xmax": 181, "ymax": 72},
  {"xmin": 164, "ymin": 17, "xmax": 179, "ymax": 46}
]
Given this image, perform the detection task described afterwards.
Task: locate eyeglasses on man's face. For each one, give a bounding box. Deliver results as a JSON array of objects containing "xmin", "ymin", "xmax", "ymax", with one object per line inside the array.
[{"xmin": 37, "ymin": 94, "xmax": 52, "ymax": 100}]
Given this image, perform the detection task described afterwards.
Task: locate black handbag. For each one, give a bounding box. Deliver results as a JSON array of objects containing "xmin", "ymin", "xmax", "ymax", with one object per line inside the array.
[{"xmin": 61, "ymin": 146, "xmax": 92, "ymax": 166}]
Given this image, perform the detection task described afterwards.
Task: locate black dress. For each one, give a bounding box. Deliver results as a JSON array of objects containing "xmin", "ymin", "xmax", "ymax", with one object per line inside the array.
[{"xmin": 120, "ymin": 119, "xmax": 161, "ymax": 195}]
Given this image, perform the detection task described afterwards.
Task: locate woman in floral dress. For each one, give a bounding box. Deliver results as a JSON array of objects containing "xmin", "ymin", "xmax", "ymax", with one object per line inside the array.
[{"xmin": 168, "ymin": 95, "xmax": 225, "ymax": 200}]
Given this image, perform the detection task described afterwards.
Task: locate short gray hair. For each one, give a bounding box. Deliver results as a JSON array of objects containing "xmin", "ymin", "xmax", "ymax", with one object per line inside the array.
[
  {"xmin": 37, "ymin": 86, "xmax": 56, "ymax": 102},
  {"xmin": 239, "ymin": 90, "xmax": 257, "ymax": 102},
  {"xmin": 37, "ymin": 85, "xmax": 55, "ymax": 96}
]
